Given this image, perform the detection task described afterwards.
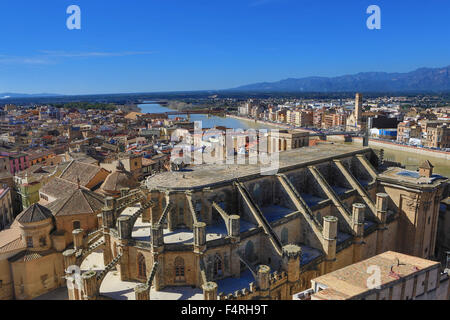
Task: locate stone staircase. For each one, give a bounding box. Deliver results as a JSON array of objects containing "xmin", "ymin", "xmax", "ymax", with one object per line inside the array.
[
  {"xmin": 86, "ymin": 229, "xmax": 103, "ymax": 245},
  {"xmin": 277, "ymin": 173, "xmax": 324, "ymax": 238},
  {"xmin": 82, "ymin": 238, "xmax": 106, "ymax": 259},
  {"xmin": 158, "ymin": 202, "xmax": 173, "ymax": 226},
  {"xmin": 334, "ymin": 160, "xmax": 379, "ymax": 220},
  {"xmin": 96, "ymin": 253, "xmax": 123, "ymax": 283},
  {"xmin": 235, "ymin": 181, "xmax": 283, "ymax": 256},
  {"xmin": 146, "ymin": 262, "xmax": 159, "ymax": 288},
  {"xmin": 356, "ymin": 154, "xmax": 379, "ymax": 180},
  {"xmin": 236, "ymin": 250, "xmax": 257, "ymax": 281},
  {"xmin": 186, "ymin": 194, "xmax": 201, "ymax": 224},
  {"xmin": 308, "ymin": 166, "xmax": 354, "ymax": 233},
  {"xmin": 129, "ymin": 199, "xmax": 154, "ymax": 226}
]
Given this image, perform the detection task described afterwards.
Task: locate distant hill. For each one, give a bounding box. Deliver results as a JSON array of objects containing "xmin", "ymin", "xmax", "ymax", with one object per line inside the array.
[
  {"xmin": 0, "ymin": 93, "xmax": 62, "ymax": 100},
  {"xmin": 230, "ymin": 66, "xmax": 450, "ymax": 92}
]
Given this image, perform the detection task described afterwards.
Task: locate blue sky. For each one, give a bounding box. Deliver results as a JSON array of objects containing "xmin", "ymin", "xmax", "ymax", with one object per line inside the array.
[{"xmin": 0, "ymin": 0, "xmax": 449, "ymax": 95}]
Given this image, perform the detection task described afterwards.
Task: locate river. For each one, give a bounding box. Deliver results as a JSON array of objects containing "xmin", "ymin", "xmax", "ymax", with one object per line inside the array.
[
  {"xmin": 138, "ymin": 103, "xmax": 277, "ymax": 130},
  {"xmin": 139, "ymin": 103, "xmax": 449, "ymax": 177}
]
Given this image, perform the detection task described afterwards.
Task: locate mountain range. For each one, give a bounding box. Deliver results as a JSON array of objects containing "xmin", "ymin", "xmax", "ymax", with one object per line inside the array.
[
  {"xmin": 230, "ymin": 66, "xmax": 450, "ymax": 92},
  {"xmin": 2, "ymin": 66, "xmax": 450, "ymax": 98}
]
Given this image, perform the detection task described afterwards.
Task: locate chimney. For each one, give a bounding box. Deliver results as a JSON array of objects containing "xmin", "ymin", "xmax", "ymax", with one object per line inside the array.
[{"xmin": 419, "ymin": 160, "xmax": 434, "ymax": 178}]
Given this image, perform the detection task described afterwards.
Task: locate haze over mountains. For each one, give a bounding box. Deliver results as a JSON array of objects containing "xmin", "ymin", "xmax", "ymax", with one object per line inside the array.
[
  {"xmin": 230, "ymin": 66, "xmax": 450, "ymax": 93},
  {"xmin": 2, "ymin": 66, "xmax": 450, "ymax": 99}
]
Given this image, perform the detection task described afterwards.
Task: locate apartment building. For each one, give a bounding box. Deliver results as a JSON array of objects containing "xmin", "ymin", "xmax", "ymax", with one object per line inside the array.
[
  {"xmin": 424, "ymin": 123, "xmax": 450, "ymax": 149},
  {"xmin": 397, "ymin": 121, "xmax": 422, "ymax": 144},
  {"xmin": 0, "ymin": 187, "xmax": 13, "ymax": 231}
]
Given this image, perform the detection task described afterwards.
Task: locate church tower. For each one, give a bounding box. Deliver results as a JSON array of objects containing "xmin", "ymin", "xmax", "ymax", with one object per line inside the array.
[{"xmin": 355, "ymin": 93, "xmax": 363, "ymax": 125}]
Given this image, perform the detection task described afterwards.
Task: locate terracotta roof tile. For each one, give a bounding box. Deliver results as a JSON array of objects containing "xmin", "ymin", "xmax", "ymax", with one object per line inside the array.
[
  {"xmin": 46, "ymin": 188, "xmax": 105, "ymax": 217},
  {"xmin": 40, "ymin": 177, "xmax": 79, "ymax": 199},
  {"xmin": 16, "ymin": 203, "xmax": 53, "ymax": 224},
  {"xmin": 59, "ymin": 161, "xmax": 106, "ymax": 186},
  {"xmin": 0, "ymin": 226, "xmax": 25, "ymax": 254},
  {"xmin": 8, "ymin": 249, "xmax": 56, "ymax": 263}
]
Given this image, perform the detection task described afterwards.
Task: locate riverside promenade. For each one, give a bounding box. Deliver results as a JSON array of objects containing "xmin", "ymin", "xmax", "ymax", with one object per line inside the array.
[
  {"xmin": 353, "ymin": 137, "xmax": 450, "ymax": 161},
  {"xmin": 226, "ymin": 114, "xmax": 308, "ymax": 131}
]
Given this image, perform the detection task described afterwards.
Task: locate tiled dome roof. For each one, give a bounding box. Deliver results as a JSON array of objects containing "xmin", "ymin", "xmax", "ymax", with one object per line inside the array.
[{"xmin": 16, "ymin": 203, "xmax": 53, "ymax": 224}]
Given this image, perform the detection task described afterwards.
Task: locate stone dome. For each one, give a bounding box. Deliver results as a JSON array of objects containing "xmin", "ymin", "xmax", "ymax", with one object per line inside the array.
[{"xmin": 99, "ymin": 161, "xmax": 140, "ymax": 196}]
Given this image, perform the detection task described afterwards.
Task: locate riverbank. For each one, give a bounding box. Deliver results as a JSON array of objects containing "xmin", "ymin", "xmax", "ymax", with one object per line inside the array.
[
  {"xmin": 353, "ymin": 137, "xmax": 450, "ymax": 161},
  {"xmin": 138, "ymin": 104, "xmax": 278, "ymax": 130},
  {"xmin": 226, "ymin": 114, "xmax": 298, "ymax": 130}
]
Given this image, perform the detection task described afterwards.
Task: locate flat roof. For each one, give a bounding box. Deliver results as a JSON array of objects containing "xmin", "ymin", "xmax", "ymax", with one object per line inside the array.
[
  {"xmin": 146, "ymin": 144, "xmax": 372, "ymax": 191},
  {"xmin": 312, "ymin": 251, "xmax": 439, "ymax": 300},
  {"xmin": 378, "ymin": 167, "xmax": 448, "ymax": 188}
]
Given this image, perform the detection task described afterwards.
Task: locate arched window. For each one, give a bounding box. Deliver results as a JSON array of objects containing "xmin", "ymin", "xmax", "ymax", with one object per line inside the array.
[
  {"xmin": 281, "ymin": 228, "xmax": 289, "ymax": 245},
  {"xmin": 137, "ymin": 254, "xmax": 147, "ymax": 279},
  {"xmin": 175, "ymin": 257, "xmax": 185, "ymax": 282},
  {"xmin": 214, "ymin": 253, "xmax": 223, "ymax": 278},
  {"xmin": 178, "ymin": 206, "xmax": 184, "ymax": 223},
  {"xmin": 245, "ymin": 241, "xmax": 255, "ymax": 262},
  {"xmin": 252, "ymin": 184, "xmax": 261, "ymax": 204}
]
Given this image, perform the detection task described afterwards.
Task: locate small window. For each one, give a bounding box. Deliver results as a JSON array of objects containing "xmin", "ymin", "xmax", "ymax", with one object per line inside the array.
[
  {"xmin": 175, "ymin": 257, "xmax": 186, "ymax": 282},
  {"xmin": 26, "ymin": 237, "xmax": 33, "ymax": 248},
  {"xmin": 214, "ymin": 254, "xmax": 223, "ymax": 278},
  {"xmin": 39, "ymin": 237, "xmax": 47, "ymax": 247},
  {"xmin": 73, "ymin": 221, "xmax": 81, "ymax": 230},
  {"xmin": 137, "ymin": 254, "xmax": 147, "ymax": 279},
  {"xmin": 427, "ymin": 217, "xmax": 431, "ymax": 225}
]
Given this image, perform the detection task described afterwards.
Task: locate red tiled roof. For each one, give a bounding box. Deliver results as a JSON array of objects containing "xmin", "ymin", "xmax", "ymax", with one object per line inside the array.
[
  {"xmin": 0, "ymin": 226, "xmax": 25, "ymax": 254},
  {"xmin": 8, "ymin": 249, "xmax": 57, "ymax": 263}
]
